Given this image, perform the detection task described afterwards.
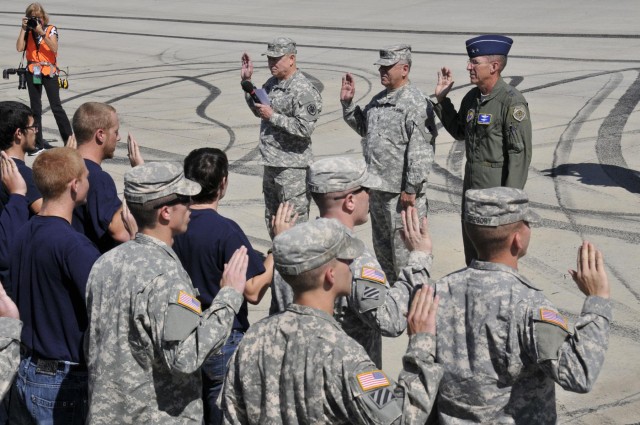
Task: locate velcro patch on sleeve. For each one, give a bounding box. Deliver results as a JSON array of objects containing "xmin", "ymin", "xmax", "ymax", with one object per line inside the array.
[
  {"xmin": 177, "ymin": 290, "xmax": 202, "ymax": 314},
  {"xmin": 369, "ymin": 387, "xmax": 394, "ymax": 408},
  {"xmin": 360, "ymin": 267, "xmax": 385, "ymax": 284},
  {"xmin": 539, "ymin": 308, "xmax": 568, "ymax": 331},
  {"xmin": 362, "ymin": 286, "xmax": 380, "ymax": 300},
  {"xmin": 357, "ymin": 370, "xmax": 390, "ymax": 392}
]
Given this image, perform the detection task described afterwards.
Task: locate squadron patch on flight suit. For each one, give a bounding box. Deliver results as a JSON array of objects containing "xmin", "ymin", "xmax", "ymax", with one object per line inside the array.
[
  {"xmin": 466, "ymin": 109, "xmax": 475, "ymax": 122},
  {"xmin": 360, "ymin": 266, "xmax": 385, "ymax": 284},
  {"xmin": 369, "ymin": 387, "xmax": 394, "ymax": 408},
  {"xmin": 513, "ymin": 105, "xmax": 527, "ymax": 122}
]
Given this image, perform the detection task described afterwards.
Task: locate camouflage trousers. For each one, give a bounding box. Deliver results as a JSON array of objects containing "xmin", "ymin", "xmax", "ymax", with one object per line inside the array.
[
  {"xmin": 263, "ymin": 166, "xmax": 310, "ymax": 235},
  {"xmin": 369, "ymin": 190, "xmax": 428, "ymax": 283}
]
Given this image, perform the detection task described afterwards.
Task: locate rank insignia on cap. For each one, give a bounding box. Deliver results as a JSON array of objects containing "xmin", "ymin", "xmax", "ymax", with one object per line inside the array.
[
  {"xmin": 513, "ymin": 106, "xmax": 527, "ymax": 122},
  {"xmin": 369, "ymin": 387, "xmax": 394, "ymax": 408},
  {"xmin": 477, "ymin": 114, "xmax": 492, "ymax": 125},
  {"xmin": 466, "ymin": 109, "xmax": 475, "ymax": 123},
  {"xmin": 177, "ymin": 290, "xmax": 202, "ymax": 314},
  {"xmin": 362, "ymin": 286, "xmax": 380, "ymax": 300},
  {"xmin": 307, "ymin": 104, "xmax": 317, "ymax": 115},
  {"xmin": 361, "ymin": 266, "xmax": 385, "ymax": 284},
  {"xmin": 357, "ymin": 370, "xmax": 390, "ymax": 391},
  {"xmin": 539, "ymin": 308, "xmax": 568, "ymax": 330}
]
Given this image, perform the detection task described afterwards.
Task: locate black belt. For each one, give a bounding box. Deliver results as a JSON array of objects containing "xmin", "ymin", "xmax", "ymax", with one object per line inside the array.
[{"xmin": 21, "ymin": 348, "xmax": 86, "ymax": 374}]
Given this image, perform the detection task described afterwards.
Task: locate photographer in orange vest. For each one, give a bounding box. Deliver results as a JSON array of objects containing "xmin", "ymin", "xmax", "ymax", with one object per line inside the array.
[{"xmin": 16, "ymin": 3, "xmax": 72, "ymax": 155}]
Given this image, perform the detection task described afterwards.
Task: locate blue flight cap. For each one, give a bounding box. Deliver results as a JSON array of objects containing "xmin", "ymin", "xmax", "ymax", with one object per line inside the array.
[{"xmin": 466, "ymin": 35, "xmax": 513, "ymax": 58}]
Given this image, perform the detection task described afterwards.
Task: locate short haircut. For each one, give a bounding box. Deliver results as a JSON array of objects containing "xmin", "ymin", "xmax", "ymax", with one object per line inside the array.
[
  {"xmin": 72, "ymin": 102, "xmax": 117, "ymax": 144},
  {"xmin": 487, "ymin": 55, "xmax": 507, "ymax": 72},
  {"xmin": 0, "ymin": 101, "xmax": 33, "ymax": 150},
  {"xmin": 32, "ymin": 148, "xmax": 85, "ymax": 199},
  {"xmin": 127, "ymin": 202, "xmax": 159, "ymax": 230},
  {"xmin": 464, "ymin": 221, "xmax": 523, "ymax": 258},
  {"xmin": 398, "ymin": 58, "xmax": 412, "ymax": 70},
  {"xmin": 25, "ymin": 3, "xmax": 49, "ymax": 26},
  {"xmin": 280, "ymin": 259, "xmax": 335, "ymax": 294},
  {"xmin": 183, "ymin": 147, "xmax": 228, "ymax": 204},
  {"xmin": 311, "ymin": 190, "xmax": 350, "ymax": 215}
]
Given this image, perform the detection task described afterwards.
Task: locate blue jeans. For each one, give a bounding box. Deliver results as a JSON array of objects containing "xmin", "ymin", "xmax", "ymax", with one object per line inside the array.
[
  {"xmin": 202, "ymin": 330, "xmax": 244, "ymax": 425},
  {"xmin": 8, "ymin": 356, "xmax": 87, "ymax": 425}
]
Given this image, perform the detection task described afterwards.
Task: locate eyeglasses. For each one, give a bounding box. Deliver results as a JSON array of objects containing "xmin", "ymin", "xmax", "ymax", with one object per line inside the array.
[
  {"xmin": 333, "ymin": 186, "xmax": 369, "ymax": 200},
  {"xmin": 23, "ymin": 125, "xmax": 39, "ymax": 133}
]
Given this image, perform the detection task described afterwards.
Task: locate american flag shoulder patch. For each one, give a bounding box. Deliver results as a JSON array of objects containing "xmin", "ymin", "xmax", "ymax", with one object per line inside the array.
[
  {"xmin": 357, "ymin": 370, "xmax": 390, "ymax": 391},
  {"xmin": 177, "ymin": 290, "xmax": 202, "ymax": 314},
  {"xmin": 361, "ymin": 266, "xmax": 385, "ymax": 284},
  {"xmin": 539, "ymin": 308, "xmax": 568, "ymax": 330}
]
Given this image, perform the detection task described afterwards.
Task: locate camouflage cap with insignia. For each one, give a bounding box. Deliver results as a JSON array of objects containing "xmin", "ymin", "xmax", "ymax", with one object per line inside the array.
[
  {"xmin": 273, "ymin": 218, "xmax": 364, "ymax": 275},
  {"xmin": 308, "ymin": 157, "xmax": 382, "ymax": 194},
  {"xmin": 464, "ymin": 187, "xmax": 540, "ymax": 226},
  {"xmin": 374, "ymin": 44, "xmax": 412, "ymax": 66},
  {"xmin": 262, "ymin": 36, "xmax": 297, "ymax": 57},
  {"xmin": 124, "ymin": 162, "xmax": 201, "ymax": 206}
]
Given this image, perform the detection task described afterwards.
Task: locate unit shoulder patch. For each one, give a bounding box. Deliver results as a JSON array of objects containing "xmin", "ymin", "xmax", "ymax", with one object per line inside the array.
[
  {"xmin": 513, "ymin": 105, "xmax": 527, "ymax": 122},
  {"xmin": 369, "ymin": 387, "xmax": 394, "ymax": 408}
]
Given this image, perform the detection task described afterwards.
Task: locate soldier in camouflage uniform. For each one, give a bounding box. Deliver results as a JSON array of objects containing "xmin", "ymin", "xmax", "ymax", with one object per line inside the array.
[
  {"xmin": 270, "ymin": 156, "xmax": 434, "ymax": 368},
  {"xmin": 0, "ymin": 284, "xmax": 20, "ymax": 399},
  {"xmin": 241, "ymin": 37, "xmax": 323, "ymax": 233},
  {"xmin": 433, "ymin": 187, "xmax": 611, "ymax": 424},
  {"xmin": 434, "ymin": 35, "xmax": 532, "ymax": 265},
  {"xmin": 221, "ymin": 218, "xmax": 442, "ymax": 424},
  {"xmin": 341, "ymin": 44, "xmax": 436, "ymax": 282},
  {"xmin": 84, "ymin": 162, "xmax": 250, "ymax": 424}
]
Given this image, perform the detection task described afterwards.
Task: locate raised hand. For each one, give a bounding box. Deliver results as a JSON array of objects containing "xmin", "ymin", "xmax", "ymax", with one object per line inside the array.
[
  {"xmin": 569, "ymin": 241, "xmax": 610, "ymax": 299},
  {"xmin": 401, "ymin": 206, "xmax": 432, "ymax": 254},
  {"xmin": 407, "ymin": 285, "xmax": 439, "ymax": 336},
  {"xmin": 241, "ymin": 52, "xmax": 254, "ymax": 81},
  {"xmin": 340, "ymin": 73, "xmax": 356, "ymax": 103},
  {"xmin": 220, "ymin": 246, "xmax": 249, "ymax": 295},
  {"xmin": 435, "ymin": 67, "xmax": 454, "ymax": 103}
]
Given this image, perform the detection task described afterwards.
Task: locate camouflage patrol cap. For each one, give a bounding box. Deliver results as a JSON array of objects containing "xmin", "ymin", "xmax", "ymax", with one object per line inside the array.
[
  {"xmin": 308, "ymin": 157, "xmax": 382, "ymax": 193},
  {"xmin": 273, "ymin": 218, "xmax": 364, "ymax": 275},
  {"xmin": 262, "ymin": 37, "xmax": 297, "ymax": 57},
  {"xmin": 374, "ymin": 44, "xmax": 412, "ymax": 66},
  {"xmin": 464, "ymin": 187, "xmax": 540, "ymax": 226},
  {"xmin": 124, "ymin": 162, "xmax": 201, "ymax": 206}
]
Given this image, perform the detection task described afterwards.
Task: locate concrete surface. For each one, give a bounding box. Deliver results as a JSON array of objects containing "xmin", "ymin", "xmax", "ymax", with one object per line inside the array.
[{"xmin": 1, "ymin": 1, "xmax": 639, "ymax": 423}]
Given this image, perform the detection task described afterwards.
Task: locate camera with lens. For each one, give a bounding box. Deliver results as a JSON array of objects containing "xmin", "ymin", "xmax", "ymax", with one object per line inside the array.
[
  {"xmin": 3, "ymin": 68, "xmax": 28, "ymax": 90},
  {"xmin": 26, "ymin": 17, "xmax": 41, "ymax": 30}
]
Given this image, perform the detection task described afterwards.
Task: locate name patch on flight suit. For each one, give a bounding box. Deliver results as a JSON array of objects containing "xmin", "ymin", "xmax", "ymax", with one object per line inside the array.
[
  {"xmin": 477, "ymin": 114, "xmax": 492, "ymax": 125},
  {"xmin": 466, "ymin": 109, "xmax": 475, "ymax": 122},
  {"xmin": 360, "ymin": 266, "xmax": 385, "ymax": 284}
]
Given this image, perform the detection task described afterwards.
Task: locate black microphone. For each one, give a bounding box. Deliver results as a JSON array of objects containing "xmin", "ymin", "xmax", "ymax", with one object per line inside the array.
[{"xmin": 241, "ymin": 80, "xmax": 262, "ymax": 104}]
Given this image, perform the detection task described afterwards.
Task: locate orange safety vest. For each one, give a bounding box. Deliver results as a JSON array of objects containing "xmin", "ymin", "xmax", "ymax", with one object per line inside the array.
[{"xmin": 26, "ymin": 25, "xmax": 58, "ymax": 76}]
